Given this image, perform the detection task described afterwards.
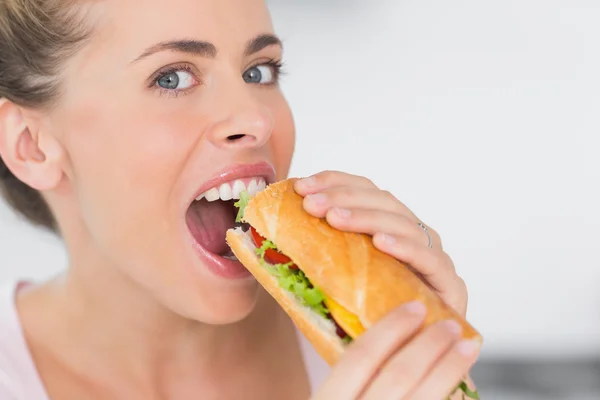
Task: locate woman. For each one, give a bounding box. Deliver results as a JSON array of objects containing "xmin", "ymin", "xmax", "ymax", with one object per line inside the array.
[{"xmin": 0, "ymin": 0, "xmax": 480, "ymax": 399}]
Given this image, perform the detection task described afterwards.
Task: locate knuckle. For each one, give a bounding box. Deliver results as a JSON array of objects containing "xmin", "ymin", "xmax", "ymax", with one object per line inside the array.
[
  {"xmin": 425, "ymin": 321, "xmax": 459, "ymax": 345},
  {"xmin": 308, "ymin": 171, "xmax": 328, "ymax": 186},
  {"xmin": 462, "ymin": 290, "xmax": 469, "ymax": 311},
  {"xmin": 423, "ymin": 224, "xmax": 441, "ymax": 245},
  {"xmin": 360, "ymin": 175, "xmax": 376, "ymax": 187},
  {"xmin": 456, "ymin": 276, "xmax": 468, "ymax": 297},
  {"xmin": 426, "ymin": 255, "xmax": 445, "ymax": 275},
  {"xmin": 434, "ymin": 234, "xmax": 443, "ymax": 248},
  {"xmin": 345, "ymin": 338, "xmax": 375, "ymax": 362},
  {"xmin": 318, "ymin": 170, "xmax": 338, "ymax": 182},
  {"xmin": 439, "ymin": 251, "xmax": 456, "ymax": 272},
  {"xmin": 388, "ymin": 363, "xmax": 420, "ymax": 390},
  {"xmin": 331, "ymin": 186, "xmax": 357, "ymax": 202},
  {"xmin": 380, "ymin": 189, "xmax": 397, "ymax": 201},
  {"xmin": 450, "ymin": 346, "xmax": 480, "ymax": 371},
  {"xmin": 390, "ymin": 305, "xmax": 424, "ymax": 328},
  {"xmin": 397, "ymin": 213, "xmax": 415, "ymax": 228},
  {"xmin": 403, "ymin": 239, "xmax": 419, "ymax": 256},
  {"xmin": 429, "ymin": 226, "xmax": 440, "ymax": 241},
  {"xmin": 350, "ymin": 209, "xmax": 369, "ymax": 223}
]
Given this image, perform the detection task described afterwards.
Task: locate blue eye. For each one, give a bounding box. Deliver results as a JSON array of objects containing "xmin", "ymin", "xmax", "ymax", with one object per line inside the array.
[
  {"xmin": 156, "ymin": 70, "xmax": 197, "ymax": 90},
  {"xmin": 243, "ymin": 63, "xmax": 280, "ymax": 85}
]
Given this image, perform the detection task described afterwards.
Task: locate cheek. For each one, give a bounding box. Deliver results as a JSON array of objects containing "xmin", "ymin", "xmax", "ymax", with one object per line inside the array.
[
  {"xmin": 269, "ymin": 97, "xmax": 296, "ymax": 180},
  {"xmin": 61, "ymin": 99, "xmax": 198, "ymax": 243}
]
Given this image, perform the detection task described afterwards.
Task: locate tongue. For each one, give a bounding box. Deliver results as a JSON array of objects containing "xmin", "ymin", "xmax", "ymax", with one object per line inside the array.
[{"xmin": 186, "ymin": 200, "xmax": 235, "ymax": 255}]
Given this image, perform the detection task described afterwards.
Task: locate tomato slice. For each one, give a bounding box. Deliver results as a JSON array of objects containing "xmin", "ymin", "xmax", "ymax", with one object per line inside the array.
[
  {"xmin": 250, "ymin": 226, "xmax": 298, "ymax": 269},
  {"xmin": 326, "ymin": 312, "xmax": 350, "ymax": 340}
]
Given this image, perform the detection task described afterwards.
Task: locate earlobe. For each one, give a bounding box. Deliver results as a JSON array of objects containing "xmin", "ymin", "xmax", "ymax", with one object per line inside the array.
[{"xmin": 0, "ymin": 99, "xmax": 63, "ymax": 191}]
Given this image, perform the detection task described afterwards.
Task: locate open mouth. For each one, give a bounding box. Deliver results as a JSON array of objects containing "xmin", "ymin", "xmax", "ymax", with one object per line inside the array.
[{"xmin": 185, "ymin": 176, "xmax": 268, "ymax": 278}]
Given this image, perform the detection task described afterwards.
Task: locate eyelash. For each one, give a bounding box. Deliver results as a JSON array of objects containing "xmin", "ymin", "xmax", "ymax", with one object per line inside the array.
[
  {"xmin": 250, "ymin": 58, "xmax": 286, "ymax": 84},
  {"xmin": 149, "ymin": 64, "xmax": 197, "ymax": 98},
  {"xmin": 149, "ymin": 59, "xmax": 286, "ymax": 98}
]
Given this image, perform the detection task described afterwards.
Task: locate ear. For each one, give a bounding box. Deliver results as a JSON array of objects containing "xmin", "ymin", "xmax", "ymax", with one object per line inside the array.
[{"xmin": 0, "ymin": 99, "xmax": 64, "ymax": 191}]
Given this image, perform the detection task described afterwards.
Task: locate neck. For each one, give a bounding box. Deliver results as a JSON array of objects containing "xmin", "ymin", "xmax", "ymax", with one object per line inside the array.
[{"xmin": 17, "ymin": 239, "xmax": 308, "ymax": 398}]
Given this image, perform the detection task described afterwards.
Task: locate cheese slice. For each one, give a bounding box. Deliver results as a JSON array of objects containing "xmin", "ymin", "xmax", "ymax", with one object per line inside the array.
[{"xmin": 324, "ymin": 295, "xmax": 365, "ymax": 338}]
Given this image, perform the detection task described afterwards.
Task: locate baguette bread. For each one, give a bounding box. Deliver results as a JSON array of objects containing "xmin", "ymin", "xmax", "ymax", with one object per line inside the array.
[
  {"xmin": 227, "ymin": 228, "xmax": 346, "ymax": 364},
  {"xmin": 226, "ymin": 178, "xmax": 481, "ymax": 365}
]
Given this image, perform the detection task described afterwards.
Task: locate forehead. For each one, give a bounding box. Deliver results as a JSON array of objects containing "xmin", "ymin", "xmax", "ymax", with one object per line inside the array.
[{"xmin": 84, "ymin": 0, "xmax": 274, "ymax": 60}]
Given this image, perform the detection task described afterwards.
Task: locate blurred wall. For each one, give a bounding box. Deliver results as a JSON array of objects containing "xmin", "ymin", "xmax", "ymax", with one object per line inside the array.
[{"xmin": 1, "ymin": 0, "xmax": 599, "ymax": 371}]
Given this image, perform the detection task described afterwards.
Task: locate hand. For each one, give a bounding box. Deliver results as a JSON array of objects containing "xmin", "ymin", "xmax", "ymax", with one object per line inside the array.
[
  {"xmin": 310, "ymin": 302, "xmax": 481, "ymax": 400},
  {"xmin": 294, "ymin": 171, "xmax": 468, "ymax": 317}
]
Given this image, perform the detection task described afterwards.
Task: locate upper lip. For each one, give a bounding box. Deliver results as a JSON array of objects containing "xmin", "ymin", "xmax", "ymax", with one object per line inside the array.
[{"xmin": 188, "ymin": 161, "xmax": 276, "ymax": 205}]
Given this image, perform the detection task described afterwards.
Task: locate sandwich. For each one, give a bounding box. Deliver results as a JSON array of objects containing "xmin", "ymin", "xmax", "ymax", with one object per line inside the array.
[{"xmin": 225, "ymin": 178, "xmax": 481, "ymax": 399}]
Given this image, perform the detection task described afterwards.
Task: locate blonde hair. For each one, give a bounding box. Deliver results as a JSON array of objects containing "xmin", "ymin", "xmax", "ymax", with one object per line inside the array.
[{"xmin": 0, "ymin": 0, "xmax": 90, "ymax": 232}]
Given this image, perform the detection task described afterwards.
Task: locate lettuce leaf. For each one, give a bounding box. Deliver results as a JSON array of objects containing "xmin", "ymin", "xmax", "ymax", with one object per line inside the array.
[
  {"xmin": 234, "ymin": 190, "xmax": 251, "ymax": 223},
  {"xmin": 446, "ymin": 380, "xmax": 480, "ymax": 400},
  {"xmin": 256, "ymin": 239, "xmax": 330, "ymax": 318},
  {"xmin": 459, "ymin": 381, "xmax": 480, "ymax": 399},
  {"xmin": 232, "ymin": 194, "xmax": 331, "ymax": 322}
]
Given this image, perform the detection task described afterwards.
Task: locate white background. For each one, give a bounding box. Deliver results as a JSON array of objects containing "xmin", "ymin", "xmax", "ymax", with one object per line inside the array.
[{"xmin": 1, "ymin": 0, "xmax": 599, "ymax": 362}]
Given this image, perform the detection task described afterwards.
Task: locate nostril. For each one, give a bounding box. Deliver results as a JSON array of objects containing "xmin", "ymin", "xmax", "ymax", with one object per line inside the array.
[
  {"xmin": 227, "ymin": 134, "xmax": 246, "ymax": 141},
  {"xmin": 225, "ymin": 133, "xmax": 259, "ymax": 146}
]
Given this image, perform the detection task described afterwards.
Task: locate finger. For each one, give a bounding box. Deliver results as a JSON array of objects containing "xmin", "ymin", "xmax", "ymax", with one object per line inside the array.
[
  {"xmin": 407, "ymin": 339, "xmax": 481, "ymax": 400},
  {"xmin": 294, "ymin": 170, "xmax": 377, "ymax": 195},
  {"xmin": 302, "ymin": 187, "xmax": 418, "ymax": 222},
  {"xmin": 359, "ymin": 320, "xmax": 463, "ymax": 400},
  {"xmin": 312, "ymin": 301, "xmax": 427, "ymax": 400},
  {"xmin": 324, "ymin": 207, "xmax": 424, "ymax": 244},
  {"xmin": 372, "ymin": 234, "xmax": 458, "ymax": 293}
]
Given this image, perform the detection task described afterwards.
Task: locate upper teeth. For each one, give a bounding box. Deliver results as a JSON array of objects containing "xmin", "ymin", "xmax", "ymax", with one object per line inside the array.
[{"xmin": 196, "ymin": 177, "xmax": 267, "ymax": 202}]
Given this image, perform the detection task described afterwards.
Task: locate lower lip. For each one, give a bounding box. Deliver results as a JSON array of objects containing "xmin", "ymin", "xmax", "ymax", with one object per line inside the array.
[{"xmin": 190, "ymin": 238, "xmax": 253, "ymax": 280}]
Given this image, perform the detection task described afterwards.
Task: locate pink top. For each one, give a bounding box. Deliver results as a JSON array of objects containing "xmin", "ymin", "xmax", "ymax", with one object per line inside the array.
[{"xmin": 0, "ymin": 281, "xmax": 49, "ymax": 400}]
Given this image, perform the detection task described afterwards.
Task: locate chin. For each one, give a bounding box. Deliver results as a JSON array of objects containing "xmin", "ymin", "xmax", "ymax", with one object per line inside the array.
[
  {"xmin": 152, "ymin": 267, "xmax": 261, "ymax": 326},
  {"xmin": 188, "ymin": 287, "xmax": 262, "ymax": 325}
]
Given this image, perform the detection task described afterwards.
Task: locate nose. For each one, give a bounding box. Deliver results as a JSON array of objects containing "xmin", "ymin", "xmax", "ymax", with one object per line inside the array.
[{"xmin": 206, "ymin": 95, "xmax": 274, "ymax": 150}]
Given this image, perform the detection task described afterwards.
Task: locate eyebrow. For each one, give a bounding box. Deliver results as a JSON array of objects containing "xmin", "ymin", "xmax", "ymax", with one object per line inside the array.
[
  {"xmin": 132, "ymin": 40, "xmax": 217, "ymax": 63},
  {"xmin": 132, "ymin": 34, "xmax": 282, "ymax": 63},
  {"xmin": 244, "ymin": 34, "xmax": 282, "ymax": 56}
]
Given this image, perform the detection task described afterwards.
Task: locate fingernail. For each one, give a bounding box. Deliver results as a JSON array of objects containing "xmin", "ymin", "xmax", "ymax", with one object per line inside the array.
[
  {"xmin": 403, "ymin": 301, "xmax": 427, "ymax": 316},
  {"xmin": 332, "ymin": 208, "xmax": 351, "ymax": 219},
  {"xmin": 376, "ymin": 233, "xmax": 396, "ymax": 245},
  {"xmin": 443, "ymin": 320, "xmax": 463, "ymax": 336},
  {"xmin": 456, "ymin": 339, "xmax": 481, "ymax": 357},
  {"xmin": 306, "ymin": 193, "xmax": 327, "ymax": 206},
  {"xmin": 298, "ymin": 176, "xmax": 316, "ymax": 188}
]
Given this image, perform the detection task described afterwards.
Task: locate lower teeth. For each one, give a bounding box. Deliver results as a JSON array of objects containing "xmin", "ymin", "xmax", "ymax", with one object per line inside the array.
[{"xmin": 221, "ymin": 249, "xmax": 239, "ymax": 261}]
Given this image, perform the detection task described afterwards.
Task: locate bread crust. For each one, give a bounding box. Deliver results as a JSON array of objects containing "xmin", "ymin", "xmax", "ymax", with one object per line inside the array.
[
  {"xmin": 240, "ymin": 178, "xmax": 481, "ymax": 342},
  {"xmin": 226, "ymin": 228, "xmax": 345, "ymax": 365}
]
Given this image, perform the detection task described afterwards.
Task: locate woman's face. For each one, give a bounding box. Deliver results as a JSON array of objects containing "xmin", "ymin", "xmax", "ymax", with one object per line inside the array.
[{"xmin": 46, "ymin": 0, "xmax": 295, "ymax": 323}]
